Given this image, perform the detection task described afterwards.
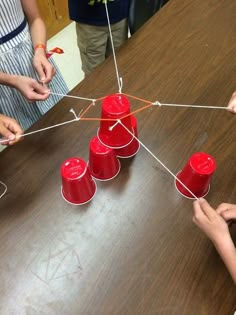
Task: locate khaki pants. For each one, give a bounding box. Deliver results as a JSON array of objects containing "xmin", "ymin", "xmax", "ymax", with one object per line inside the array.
[{"xmin": 76, "ymin": 19, "xmax": 128, "ymax": 75}]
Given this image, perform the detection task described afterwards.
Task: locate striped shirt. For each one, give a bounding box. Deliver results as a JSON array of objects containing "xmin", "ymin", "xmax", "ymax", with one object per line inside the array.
[
  {"xmin": 0, "ymin": 0, "xmax": 29, "ymax": 53},
  {"xmin": 0, "ymin": 0, "xmax": 68, "ymax": 130}
]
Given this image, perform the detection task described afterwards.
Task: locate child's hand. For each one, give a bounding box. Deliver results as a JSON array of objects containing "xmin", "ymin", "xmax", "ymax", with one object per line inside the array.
[
  {"xmin": 33, "ymin": 50, "xmax": 56, "ymax": 84},
  {"xmin": 227, "ymin": 91, "xmax": 236, "ymax": 114},
  {"xmin": 0, "ymin": 114, "xmax": 23, "ymax": 145},
  {"xmin": 193, "ymin": 198, "xmax": 230, "ymax": 245},
  {"xmin": 216, "ymin": 203, "xmax": 236, "ymax": 224},
  {"xmin": 15, "ymin": 76, "xmax": 50, "ymax": 101}
]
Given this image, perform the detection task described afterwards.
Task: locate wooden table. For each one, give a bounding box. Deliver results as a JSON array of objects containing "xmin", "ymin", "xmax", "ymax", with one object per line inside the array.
[{"xmin": 0, "ymin": 0, "xmax": 235, "ymax": 313}]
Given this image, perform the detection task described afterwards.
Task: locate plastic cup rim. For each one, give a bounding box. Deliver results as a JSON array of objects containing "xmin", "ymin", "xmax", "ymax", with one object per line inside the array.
[
  {"xmin": 116, "ymin": 142, "xmax": 140, "ymax": 158},
  {"xmin": 61, "ymin": 180, "xmax": 97, "ymax": 205},
  {"xmin": 97, "ymin": 127, "xmax": 135, "ymax": 149},
  {"xmin": 88, "ymin": 159, "xmax": 121, "ymax": 181},
  {"xmin": 174, "ymin": 171, "xmax": 210, "ymax": 200},
  {"xmin": 189, "ymin": 152, "xmax": 216, "ymax": 175},
  {"xmin": 61, "ymin": 159, "xmax": 88, "ymax": 181}
]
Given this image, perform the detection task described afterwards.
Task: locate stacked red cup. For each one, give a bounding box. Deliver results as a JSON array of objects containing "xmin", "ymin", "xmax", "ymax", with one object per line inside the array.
[
  {"xmin": 115, "ymin": 115, "xmax": 140, "ymax": 158},
  {"xmin": 61, "ymin": 94, "xmax": 140, "ymax": 205},
  {"xmin": 88, "ymin": 136, "xmax": 120, "ymax": 181},
  {"xmin": 97, "ymin": 93, "xmax": 134, "ymax": 148}
]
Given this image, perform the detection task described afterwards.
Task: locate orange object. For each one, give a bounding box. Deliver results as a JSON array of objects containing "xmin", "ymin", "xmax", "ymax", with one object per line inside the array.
[
  {"xmin": 46, "ymin": 47, "xmax": 64, "ymax": 59},
  {"xmin": 34, "ymin": 43, "xmax": 46, "ymax": 51},
  {"xmin": 49, "ymin": 47, "xmax": 64, "ymax": 54}
]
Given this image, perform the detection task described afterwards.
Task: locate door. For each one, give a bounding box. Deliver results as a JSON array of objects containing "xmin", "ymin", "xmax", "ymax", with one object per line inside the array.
[{"xmin": 37, "ymin": 0, "xmax": 71, "ymax": 39}]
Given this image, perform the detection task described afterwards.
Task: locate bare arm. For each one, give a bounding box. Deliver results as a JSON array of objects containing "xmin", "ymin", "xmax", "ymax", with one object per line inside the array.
[
  {"xmin": 21, "ymin": 0, "xmax": 46, "ymax": 49},
  {"xmin": 0, "ymin": 72, "xmax": 49, "ymax": 101},
  {"xmin": 193, "ymin": 198, "xmax": 236, "ymax": 284},
  {"xmin": 214, "ymin": 235, "xmax": 236, "ymax": 284},
  {"xmin": 21, "ymin": 0, "xmax": 56, "ymax": 83}
]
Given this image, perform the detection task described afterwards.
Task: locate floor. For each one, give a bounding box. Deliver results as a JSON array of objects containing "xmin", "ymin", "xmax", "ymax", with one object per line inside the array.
[{"xmin": 47, "ymin": 21, "xmax": 84, "ymax": 90}]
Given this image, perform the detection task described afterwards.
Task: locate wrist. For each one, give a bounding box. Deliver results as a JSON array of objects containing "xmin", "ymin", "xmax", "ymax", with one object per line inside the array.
[
  {"xmin": 34, "ymin": 43, "xmax": 46, "ymax": 51},
  {"xmin": 34, "ymin": 43, "xmax": 47, "ymax": 57},
  {"xmin": 213, "ymin": 233, "xmax": 234, "ymax": 254},
  {"xmin": 0, "ymin": 72, "xmax": 19, "ymax": 88}
]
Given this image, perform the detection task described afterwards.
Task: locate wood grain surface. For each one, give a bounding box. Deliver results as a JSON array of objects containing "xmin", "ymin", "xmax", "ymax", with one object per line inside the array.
[{"xmin": 0, "ymin": 0, "xmax": 235, "ymax": 314}]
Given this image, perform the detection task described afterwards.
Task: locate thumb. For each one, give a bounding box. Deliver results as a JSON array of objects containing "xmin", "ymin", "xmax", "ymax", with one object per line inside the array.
[
  {"xmin": 0, "ymin": 125, "xmax": 15, "ymax": 142},
  {"xmin": 31, "ymin": 80, "xmax": 50, "ymax": 95}
]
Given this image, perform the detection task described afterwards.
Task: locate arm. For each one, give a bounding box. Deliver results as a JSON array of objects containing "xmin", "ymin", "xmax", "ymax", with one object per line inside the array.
[
  {"xmin": 193, "ymin": 198, "xmax": 236, "ymax": 284},
  {"xmin": 0, "ymin": 114, "xmax": 23, "ymax": 145},
  {"xmin": 0, "ymin": 72, "xmax": 49, "ymax": 101},
  {"xmin": 227, "ymin": 91, "xmax": 236, "ymax": 114},
  {"xmin": 21, "ymin": 0, "xmax": 56, "ymax": 83}
]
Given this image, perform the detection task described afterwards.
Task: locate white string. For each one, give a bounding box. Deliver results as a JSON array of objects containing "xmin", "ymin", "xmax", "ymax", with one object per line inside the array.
[
  {"xmin": 153, "ymin": 101, "xmax": 227, "ymax": 110},
  {"xmin": 70, "ymin": 108, "xmax": 83, "ymax": 120},
  {"xmin": 109, "ymin": 120, "xmax": 119, "ymax": 131},
  {"xmin": 117, "ymin": 119, "xmax": 199, "ymax": 200},
  {"xmin": 104, "ymin": 1, "xmax": 122, "ymax": 93},
  {"xmin": 0, "ymin": 180, "xmax": 7, "ymax": 199},
  {"xmin": 50, "ymin": 92, "xmax": 96, "ymax": 103},
  {"xmin": 119, "ymin": 77, "xmax": 123, "ymax": 94},
  {"xmin": 0, "ymin": 109, "xmax": 82, "ymax": 198},
  {"xmin": 0, "ymin": 109, "xmax": 81, "ymax": 144}
]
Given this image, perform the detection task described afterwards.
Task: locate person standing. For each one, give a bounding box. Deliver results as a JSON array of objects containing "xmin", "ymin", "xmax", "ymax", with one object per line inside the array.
[{"xmin": 68, "ymin": 0, "xmax": 130, "ymax": 75}]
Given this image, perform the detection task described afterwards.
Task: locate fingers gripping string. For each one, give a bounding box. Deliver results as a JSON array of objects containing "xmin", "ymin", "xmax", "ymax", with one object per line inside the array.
[{"xmin": 0, "ymin": 108, "xmax": 82, "ymax": 145}]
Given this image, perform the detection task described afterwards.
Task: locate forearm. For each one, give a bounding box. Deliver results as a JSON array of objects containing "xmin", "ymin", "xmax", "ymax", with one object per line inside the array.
[
  {"xmin": 21, "ymin": 0, "xmax": 47, "ymax": 50},
  {"xmin": 0, "ymin": 72, "xmax": 18, "ymax": 88},
  {"xmin": 29, "ymin": 18, "xmax": 47, "ymax": 50},
  {"xmin": 214, "ymin": 236, "xmax": 236, "ymax": 284}
]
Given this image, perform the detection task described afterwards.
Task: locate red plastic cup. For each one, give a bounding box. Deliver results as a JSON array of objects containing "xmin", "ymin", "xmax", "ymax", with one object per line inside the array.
[
  {"xmin": 115, "ymin": 115, "xmax": 140, "ymax": 158},
  {"xmin": 97, "ymin": 93, "xmax": 134, "ymax": 148},
  {"xmin": 61, "ymin": 157, "xmax": 97, "ymax": 205},
  {"xmin": 88, "ymin": 136, "xmax": 121, "ymax": 181},
  {"xmin": 175, "ymin": 152, "xmax": 216, "ymax": 199}
]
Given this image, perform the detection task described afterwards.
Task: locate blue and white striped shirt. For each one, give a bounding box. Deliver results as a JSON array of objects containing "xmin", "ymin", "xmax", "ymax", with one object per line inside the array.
[
  {"xmin": 0, "ymin": 0, "xmax": 68, "ymax": 130},
  {"xmin": 0, "ymin": 0, "xmax": 28, "ymax": 52}
]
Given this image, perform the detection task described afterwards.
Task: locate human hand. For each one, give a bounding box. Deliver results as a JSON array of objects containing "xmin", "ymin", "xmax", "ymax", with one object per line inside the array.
[
  {"xmin": 216, "ymin": 203, "xmax": 236, "ymax": 224},
  {"xmin": 193, "ymin": 198, "xmax": 230, "ymax": 246},
  {"xmin": 33, "ymin": 49, "xmax": 56, "ymax": 84},
  {"xmin": 227, "ymin": 91, "xmax": 236, "ymax": 114},
  {"xmin": 15, "ymin": 75, "xmax": 50, "ymax": 102},
  {"xmin": 0, "ymin": 114, "xmax": 23, "ymax": 145}
]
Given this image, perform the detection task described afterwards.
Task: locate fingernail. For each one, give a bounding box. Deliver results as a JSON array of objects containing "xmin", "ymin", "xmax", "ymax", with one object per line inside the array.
[
  {"xmin": 41, "ymin": 77, "xmax": 46, "ymax": 81},
  {"xmin": 9, "ymin": 135, "xmax": 15, "ymax": 140}
]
